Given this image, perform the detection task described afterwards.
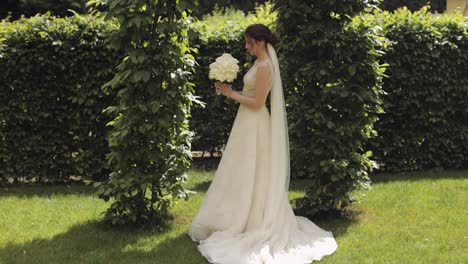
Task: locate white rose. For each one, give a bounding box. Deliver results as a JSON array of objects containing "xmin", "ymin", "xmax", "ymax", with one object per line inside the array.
[{"xmin": 209, "ymin": 53, "xmax": 240, "ymax": 82}]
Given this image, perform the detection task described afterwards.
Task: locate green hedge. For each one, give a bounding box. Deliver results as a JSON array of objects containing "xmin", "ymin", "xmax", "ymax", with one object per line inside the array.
[
  {"xmin": 357, "ymin": 8, "xmax": 468, "ymax": 172},
  {"xmin": 189, "ymin": 3, "xmax": 276, "ymax": 155},
  {"xmin": 0, "ymin": 13, "xmax": 120, "ymax": 183},
  {"xmin": 1, "ymin": 4, "xmax": 466, "ymax": 188}
]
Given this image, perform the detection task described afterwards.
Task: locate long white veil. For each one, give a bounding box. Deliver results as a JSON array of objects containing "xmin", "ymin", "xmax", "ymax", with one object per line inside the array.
[
  {"xmin": 267, "ymin": 43, "xmax": 290, "ymax": 191},
  {"xmin": 263, "ymin": 43, "xmax": 291, "ymax": 230}
]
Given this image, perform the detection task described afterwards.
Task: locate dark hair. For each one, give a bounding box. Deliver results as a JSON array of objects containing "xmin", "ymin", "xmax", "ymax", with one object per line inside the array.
[{"xmin": 245, "ymin": 23, "xmax": 277, "ymax": 47}]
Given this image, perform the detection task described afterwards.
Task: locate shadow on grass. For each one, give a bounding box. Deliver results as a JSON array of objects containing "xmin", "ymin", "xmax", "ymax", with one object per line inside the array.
[
  {"xmin": 370, "ymin": 168, "xmax": 468, "ymax": 183},
  {"xmin": 0, "ymin": 220, "xmax": 208, "ymax": 264},
  {"xmin": 314, "ymin": 210, "xmax": 362, "ymax": 239},
  {"xmin": 190, "ymin": 180, "xmax": 212, "ymax": 192},
  {"xmin": 0, "ymin": 216, "xmax": 353, "ymax": 264},
  {"xmin": 0, "ymin": 182, "xmax": 95, "ymax": 198},
  {"xmin": 191, "ymin": 157, "xmax": 221, "ymax": 171}
]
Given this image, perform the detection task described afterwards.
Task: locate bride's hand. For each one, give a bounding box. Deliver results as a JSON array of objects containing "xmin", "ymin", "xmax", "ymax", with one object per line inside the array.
[{"xmin": 215, "ymin": 82, "xmax": 233, "ymax": 98}]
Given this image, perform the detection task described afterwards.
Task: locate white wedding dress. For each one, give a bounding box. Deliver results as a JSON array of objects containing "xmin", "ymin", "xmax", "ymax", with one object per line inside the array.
[{"xmin": 188, "ymin": 44, "xmax": 338, "ymax": 264}]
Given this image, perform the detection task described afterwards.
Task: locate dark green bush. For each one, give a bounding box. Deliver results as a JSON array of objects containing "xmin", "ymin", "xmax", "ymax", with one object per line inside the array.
[
  {"xmin": 0, "ymin": 13, "xmax": 120, "ymax": 183},
  {"xmin": 358, "ymin": 8, "xmax": 468, "ymax": 172},
  {"xmin": 189, "ymin": 3, "xmax": 276, "ymax": 155},
  {"xmin": 276, "ymin": 0, "xmax": 386, "ymax": 216}
]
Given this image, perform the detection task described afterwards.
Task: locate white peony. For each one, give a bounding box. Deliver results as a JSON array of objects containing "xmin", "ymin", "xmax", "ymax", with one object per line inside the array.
[{"xmin": 209, "ymin": 53, "xmax": 240, "ymax": 82}]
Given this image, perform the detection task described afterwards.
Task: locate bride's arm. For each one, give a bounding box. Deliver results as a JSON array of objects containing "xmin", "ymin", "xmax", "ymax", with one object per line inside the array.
[{"xmin": 216, "ymin": 62, "xmax": 271, "ymax": 111}]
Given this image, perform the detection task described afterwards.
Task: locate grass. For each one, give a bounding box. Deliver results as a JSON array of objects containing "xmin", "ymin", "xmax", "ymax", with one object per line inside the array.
[{"xmin": 0, "ymin": 168, "xmax": 467, "ymax": 263}]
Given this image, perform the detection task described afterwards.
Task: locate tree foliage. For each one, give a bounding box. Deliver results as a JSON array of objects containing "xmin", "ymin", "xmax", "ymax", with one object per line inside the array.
[
  {"xmin": 89, "ymin": 0, "xmax": 198, "ymax": 226},
  {"xmin": 275, "ymin": 0, "xmax": 387, "ymax": 216}
]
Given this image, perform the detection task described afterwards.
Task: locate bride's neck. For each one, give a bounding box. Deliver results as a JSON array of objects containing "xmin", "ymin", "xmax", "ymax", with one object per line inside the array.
[{"xmin": 255, "ymin": 47, "xmax": 269, "ymax": 62}]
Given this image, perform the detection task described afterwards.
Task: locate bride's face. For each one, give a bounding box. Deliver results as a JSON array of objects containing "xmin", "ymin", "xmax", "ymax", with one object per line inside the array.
[{"xmin": 245, "ymin": 36, "xmax": 263, "ymax": 57}]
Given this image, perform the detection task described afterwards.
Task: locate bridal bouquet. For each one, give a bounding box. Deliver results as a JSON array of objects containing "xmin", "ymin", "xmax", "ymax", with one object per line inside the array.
[{"xmin": 209, "ymin": 53, "xmax": 240, "ymax": 105}]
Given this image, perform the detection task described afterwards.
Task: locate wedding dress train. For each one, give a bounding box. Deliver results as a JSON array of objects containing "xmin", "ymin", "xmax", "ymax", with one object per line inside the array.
[{"xmin": 188, "ymin": 44, "xmax": 338, "ymax": 264}]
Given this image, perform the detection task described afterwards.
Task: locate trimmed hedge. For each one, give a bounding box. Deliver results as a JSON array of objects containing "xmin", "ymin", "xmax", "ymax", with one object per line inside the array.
[
  {"xmin": 357, "ymin": 7, "xmax": 468, "ymax": 172},
  {"xmin": 1, "ymin": 3, "xmax": 465, "ymax": 190},
  {"xmin": 189, "ymin": 3, "xmax": 277, "ymax": 155},
  {"xmin": 0, "ymin": 13, "xmax": 120, "ymax": 183}
]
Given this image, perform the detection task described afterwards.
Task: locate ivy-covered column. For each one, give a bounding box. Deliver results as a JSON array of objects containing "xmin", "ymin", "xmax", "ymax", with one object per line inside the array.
[
  {"xmin": 275, "ymin": 0, "xmax": 387, "ymax": 216},
  {"xmin": 90, "ymin": 0, "xmax": 198, "ymax": 226}
]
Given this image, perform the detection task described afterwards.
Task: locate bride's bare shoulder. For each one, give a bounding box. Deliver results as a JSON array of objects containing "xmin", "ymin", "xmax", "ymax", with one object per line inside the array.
[
  {"xmin": 255, "ymin": 60, "xmax": 272, "ymax": 81},
  {"xmin": 256, "ymin": 59, "xmax": 272, "ymax": 65},
  {"xmin": 256, "ymin": 60, "xmax": 272, "ymax": 71}
]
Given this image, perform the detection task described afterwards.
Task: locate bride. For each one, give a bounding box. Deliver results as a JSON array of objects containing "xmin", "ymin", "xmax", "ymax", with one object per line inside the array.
[{"xmin": 188, "ymin": 23, "xmax": 338, "ymax": 264}]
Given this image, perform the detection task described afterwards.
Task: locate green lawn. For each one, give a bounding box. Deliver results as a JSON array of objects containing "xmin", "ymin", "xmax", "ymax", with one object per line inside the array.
[{"xmin": 1, "ymin": 169, "xmax": 467, "ymax": 264}]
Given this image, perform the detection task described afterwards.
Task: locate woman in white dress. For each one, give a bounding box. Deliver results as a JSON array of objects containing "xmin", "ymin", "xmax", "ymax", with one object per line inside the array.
[{"xmin": 188, "ymin": 23, "xmax": 338, "ymax": 264}]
